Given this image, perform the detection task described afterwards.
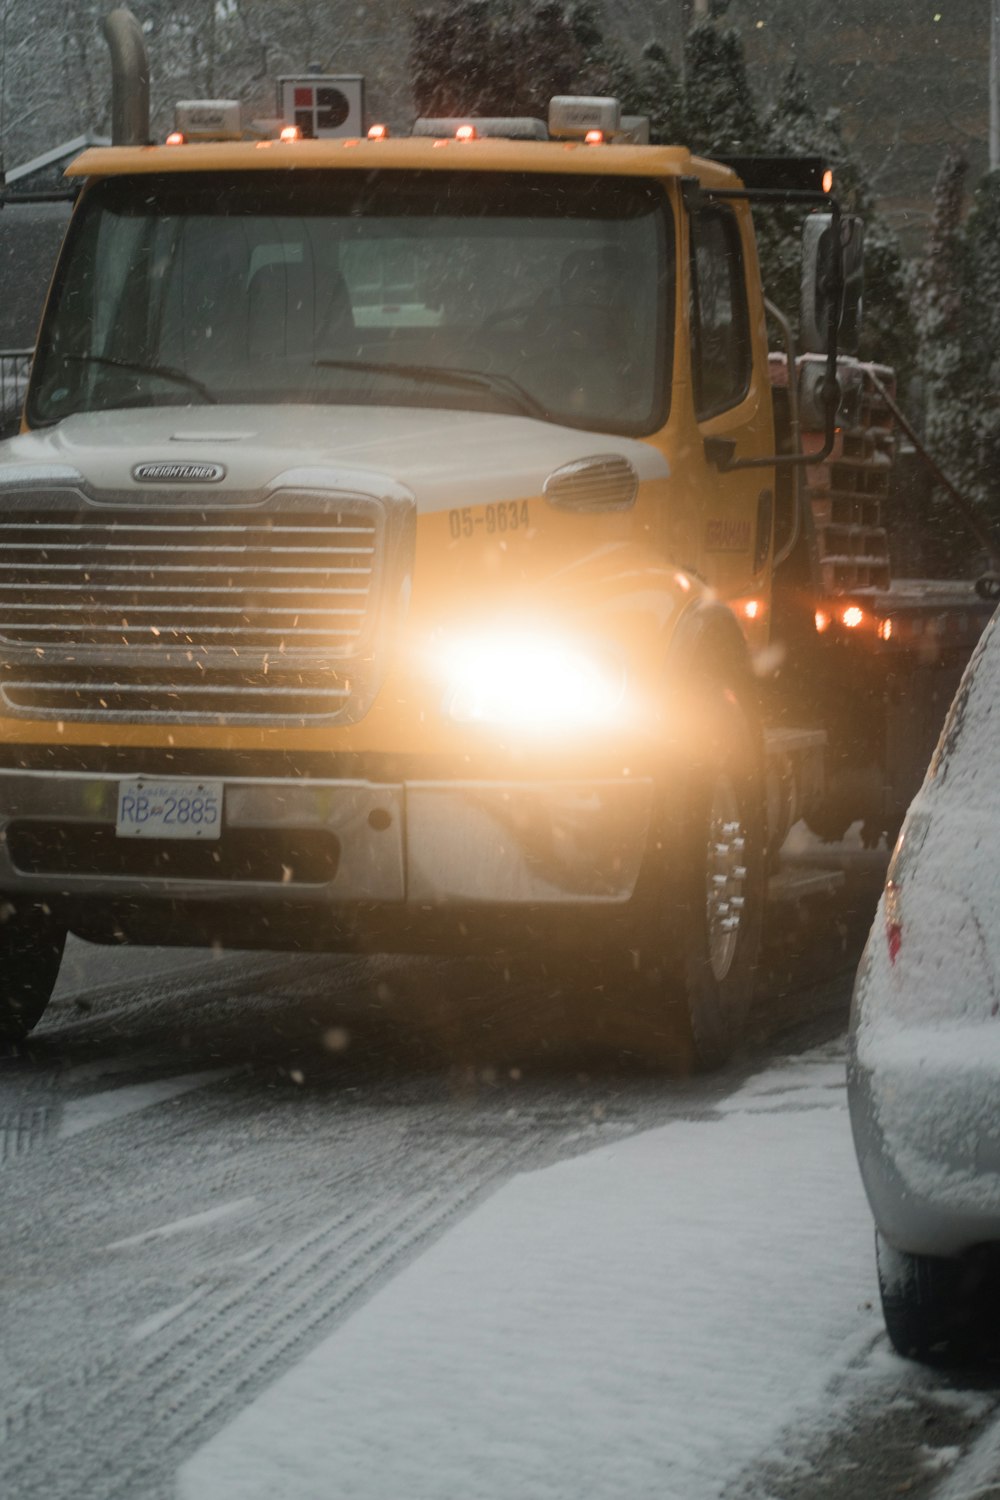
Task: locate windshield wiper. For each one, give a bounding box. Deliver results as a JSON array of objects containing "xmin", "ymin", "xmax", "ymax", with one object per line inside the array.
[
  {"xmin": 312, "ymin": 356, "xmax": 549, "ymax": 421},
  {"xmin": 58, "ymin": 352, "xmax": 218, "ymax": 404}
]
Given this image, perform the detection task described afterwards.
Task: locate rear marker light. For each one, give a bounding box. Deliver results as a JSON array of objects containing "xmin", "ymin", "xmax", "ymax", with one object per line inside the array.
[
  {"xmin": 367, "ymin": 123, "xmax": 389, "ymax": 140},
  {"xmin": 279, "ymin": 125, "xmax": 302, "ymax": 142},
  {"xmin": 886, "ymin": 922, "xmax": 902, "ymax": 964},
  {"xmin": 822, "ymin": 169, "xmax": 834, "ymax": 194},
  {"xmin": 585, "ymin": 129, "xmax": 605, "ymax": 145},
  {"xmin": 885, "ymin": 880, "xmax": 902, "ymax": 964},
  {"xmin": 165, "ymin": 131, "xmax": 185, "ymax": 146},
  {"xmin": 455, "ymin": 124, "xmax": 476, "ymax": 141},
  {"xmin": 814, "ymin": 609, "xmax": 830, "ymax": 634}
]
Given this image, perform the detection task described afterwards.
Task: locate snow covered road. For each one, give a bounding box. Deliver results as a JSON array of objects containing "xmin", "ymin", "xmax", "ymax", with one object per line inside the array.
[
  {"xmin": 1, "ymin": 901, "xmax": 998, "ymax": 1500},
  {"xmin": 178, "ymin": 1041, "xmax": 880, "ymax": 1500}
]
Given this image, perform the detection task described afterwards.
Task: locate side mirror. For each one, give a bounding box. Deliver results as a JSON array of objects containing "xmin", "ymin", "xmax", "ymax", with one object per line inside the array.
[{"xmin": 800, "ymin": 213, "xmax": 864, "ymax": 356}]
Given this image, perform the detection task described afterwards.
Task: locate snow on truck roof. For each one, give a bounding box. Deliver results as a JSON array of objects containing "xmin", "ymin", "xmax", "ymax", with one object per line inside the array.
[{"xmin": 63, "ymin": 136, "xmax": 735, "ymax": 187}]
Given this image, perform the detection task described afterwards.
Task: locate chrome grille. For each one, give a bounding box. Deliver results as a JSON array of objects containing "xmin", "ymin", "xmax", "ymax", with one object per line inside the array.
[{"xmin": 0, "ymin": 497, "xmax": 385, "ymax": 725}]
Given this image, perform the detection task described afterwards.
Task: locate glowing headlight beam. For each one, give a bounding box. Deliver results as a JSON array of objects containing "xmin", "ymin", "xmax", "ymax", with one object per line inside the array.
[{"xmin": 442, "ymin": 633, "xmax": 625, "ymax": 734}]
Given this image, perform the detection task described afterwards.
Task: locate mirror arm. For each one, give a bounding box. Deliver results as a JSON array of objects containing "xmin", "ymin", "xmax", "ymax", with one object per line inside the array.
[{"xmin": 764, "ymin": 298, "xmax": 803, "ymax": 568}]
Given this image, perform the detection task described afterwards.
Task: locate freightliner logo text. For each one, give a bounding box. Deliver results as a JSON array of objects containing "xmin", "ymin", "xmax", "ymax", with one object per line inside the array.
[{"xmin": 132, "ymin": 462, "xmax": 226, "ymax": 483}]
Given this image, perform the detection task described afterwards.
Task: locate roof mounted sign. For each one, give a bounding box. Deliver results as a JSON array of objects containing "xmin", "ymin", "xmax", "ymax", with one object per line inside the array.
[{"xmin": 278, "ymin": 76, "xmax": 364, "ymax": 139}]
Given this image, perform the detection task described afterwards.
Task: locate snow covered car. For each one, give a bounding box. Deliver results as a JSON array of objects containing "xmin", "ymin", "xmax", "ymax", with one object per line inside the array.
[{"xmin": 848, "ymin": 607, "xmax": 1000, "ymax": 1362}]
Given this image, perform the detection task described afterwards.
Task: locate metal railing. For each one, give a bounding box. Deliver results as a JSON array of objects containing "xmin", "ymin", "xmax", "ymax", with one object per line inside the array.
[{"xmin": 0, "ymin": 350, "xmax": 33, "ymax": 437}]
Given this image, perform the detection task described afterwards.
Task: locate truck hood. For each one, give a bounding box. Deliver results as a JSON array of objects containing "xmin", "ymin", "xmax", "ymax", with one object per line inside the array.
[{"xmin": 0, "ymin": 405, "xmax": 669, "ymax": 512}]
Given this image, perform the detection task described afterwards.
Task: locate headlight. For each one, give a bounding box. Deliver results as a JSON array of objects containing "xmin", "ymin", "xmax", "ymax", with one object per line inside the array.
[{"xmin": 441, "ymin": 631, "xmax": 625, "ymax": 734}]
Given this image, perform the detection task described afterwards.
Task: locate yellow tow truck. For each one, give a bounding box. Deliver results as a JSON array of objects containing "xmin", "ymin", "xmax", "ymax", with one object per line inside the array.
[{"xmin": 0, "ymin": 12, "xmax": 982, "ymax": 1063}]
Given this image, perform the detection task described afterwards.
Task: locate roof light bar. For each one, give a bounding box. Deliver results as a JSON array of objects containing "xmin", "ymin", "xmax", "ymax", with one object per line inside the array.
[
  {"xmin": 279, "ymin": 124, "xmax": 302, "ymax": 142},
  {"xmin": 367, "ymin": 123, "xmax": 389, "ymax": 140},
  {"xmin": 412, "ymin": 116, "xmax": 547, "ymax": 140},
  {"xmin": 165, "ymin": 131, "xmax": 185, "ymax": 147},
  {"xmin": 455, "ymin": 123, "xmax": 477, "ymax": 141}
]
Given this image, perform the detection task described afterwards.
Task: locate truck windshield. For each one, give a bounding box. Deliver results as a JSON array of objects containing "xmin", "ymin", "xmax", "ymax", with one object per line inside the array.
[{"xmin": 28, "ymin": 169, "xmax": 673, "ymax": 437}]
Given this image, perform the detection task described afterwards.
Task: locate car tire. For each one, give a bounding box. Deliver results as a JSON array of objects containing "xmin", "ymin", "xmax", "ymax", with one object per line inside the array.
[
  {"xmin": 630, "ymin": 667, "xmax": 766, "ymax": 1070},
  {"xmin": 876, "ymin": 1231, "xmax": 985, "ymax": 1365},
  {"xmin": 0, "ymin": 905, "xmax": 66, "ymax": 1044}
]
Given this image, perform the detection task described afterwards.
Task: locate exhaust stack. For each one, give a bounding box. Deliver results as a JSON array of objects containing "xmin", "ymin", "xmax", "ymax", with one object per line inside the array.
[{"xmin": 102, "ymin": 8, "xmax": 150, "ymax": 145}]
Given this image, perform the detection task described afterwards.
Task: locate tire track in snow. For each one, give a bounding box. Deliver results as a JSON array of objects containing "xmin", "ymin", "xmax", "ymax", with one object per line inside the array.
[
  {"xmin": 0, "ymin": 1132, "xmax": 532, "ymax": 1500},
  {"xmin": 0, "ymin": 1106, "xmax": 54, "ymax": 1163},
  {"xmin": 0, "ymin": 898, "xmax": 868, "ymax": 1500}
]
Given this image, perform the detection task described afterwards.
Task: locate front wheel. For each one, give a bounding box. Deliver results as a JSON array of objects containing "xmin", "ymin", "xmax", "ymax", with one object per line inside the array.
[
  {"xmin": 630, "ymin": 672, "xmax": 766, "ymax": 1069},
  {"xmin": 876, "ymin": 1232, "xmax": 986, "ymax": 1365},
  {"xmin": 0, "ymin": 904, "xmax": 66, "ymax": 1044}
]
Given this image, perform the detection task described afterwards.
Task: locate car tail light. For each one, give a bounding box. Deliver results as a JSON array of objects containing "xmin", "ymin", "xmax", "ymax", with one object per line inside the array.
[{"xmin": 885, "ymin": 879, "xmax": 902, "ymax": 964}]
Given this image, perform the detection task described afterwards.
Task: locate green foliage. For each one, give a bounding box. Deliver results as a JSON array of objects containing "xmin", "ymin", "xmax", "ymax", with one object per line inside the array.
[
  {"xmin": 682, "ymin": 18, "xmax": 760, "ymax": 156},
  {"xmin": 633, "ymin": 43, "xmax": 685, "ymax": 146},
  {"xmin": 914, "ymin": 160, "xmax": 1000, "ymax": 559},
  {"xmin": 411, "ymin": 0, "xmax": 609, "ymax": 117},
  {"xmin": 407, "ymin": 3, "xmax": 915, "ymax": 379}
]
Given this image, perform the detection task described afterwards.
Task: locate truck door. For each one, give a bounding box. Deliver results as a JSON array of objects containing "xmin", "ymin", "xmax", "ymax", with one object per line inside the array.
[{"xmin": 688, "ymin": 200, "xmax": 773, "ymax": 625}]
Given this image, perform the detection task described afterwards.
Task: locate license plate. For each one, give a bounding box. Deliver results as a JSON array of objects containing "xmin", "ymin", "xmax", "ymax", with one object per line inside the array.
[{"xmin": 116, "ymin": 780, "xmax": 223, "ymax": 840}]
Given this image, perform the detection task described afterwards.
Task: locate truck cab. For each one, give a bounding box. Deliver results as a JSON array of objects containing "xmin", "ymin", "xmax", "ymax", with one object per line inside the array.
[{"xmin": 0, "ymin": 92, "xmax": 867, "ymax": 1064}]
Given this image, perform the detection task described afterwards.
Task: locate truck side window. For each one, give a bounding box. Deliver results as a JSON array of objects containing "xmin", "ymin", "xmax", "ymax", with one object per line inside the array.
[{"xmin": 690, "ymin": 204, "xmax": 752, "ymax": 420}]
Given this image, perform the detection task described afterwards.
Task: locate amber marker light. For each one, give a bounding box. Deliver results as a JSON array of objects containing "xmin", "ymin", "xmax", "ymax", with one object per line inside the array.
[
  {"xmin": 814, "ymin": 609, "xmax": 831, "ymax": 634},
  {"xmin": 279, "ymin": 124, "xmax": 302, "ymax": 142},
  {"xmin": 742, "ymin": 598, "xmax": 763, "ymax": 622},
  {"xmin": 841, "ymin": 605, "xmax": 865, "ymax": 629},
  {"xmin": 165, "ymin": 131, "xmax": 185, "ymax": 146},
  {"xmin": 367, "ymin": 123, "xmax": 389, "ymax": 140},
  {"xmin": 822, "ymin": 169, "xmax": 834, "ymax": 194},
  {"xmin": 455, "ymin": 124, "xmax": 477, "ymax": 141},
  {"xmin": 584, "ymin": 129, "xmax": 605, "ymax": 145},
  {"xmin": 878, "ymin": 617, "xmax": 894, "ymax": 642}
]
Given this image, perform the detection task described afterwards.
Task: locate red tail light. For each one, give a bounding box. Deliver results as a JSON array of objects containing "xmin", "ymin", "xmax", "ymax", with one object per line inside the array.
[{"xmin": 885, "ymin": 880, "xmax": 902, "ymax": 964}]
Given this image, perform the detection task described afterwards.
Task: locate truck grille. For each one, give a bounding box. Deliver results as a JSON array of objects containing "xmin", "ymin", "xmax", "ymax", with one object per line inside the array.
[{"xmin": 0, "ymin": 497, "xmax": 388, "ymax": 725}]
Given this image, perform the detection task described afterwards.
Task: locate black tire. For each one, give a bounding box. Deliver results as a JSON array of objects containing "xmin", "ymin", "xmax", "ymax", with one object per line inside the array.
[
  {"xmin": 0, "ymin": 904, "xmax": 66, "ymax": 1044},
  {"xmin": 876, "ymin": 1231, "xmax": 985, "ymax": 1365},
  {"xmin": 630, "ymin": 667, "xmax": 766, "ymax": 1070}
]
